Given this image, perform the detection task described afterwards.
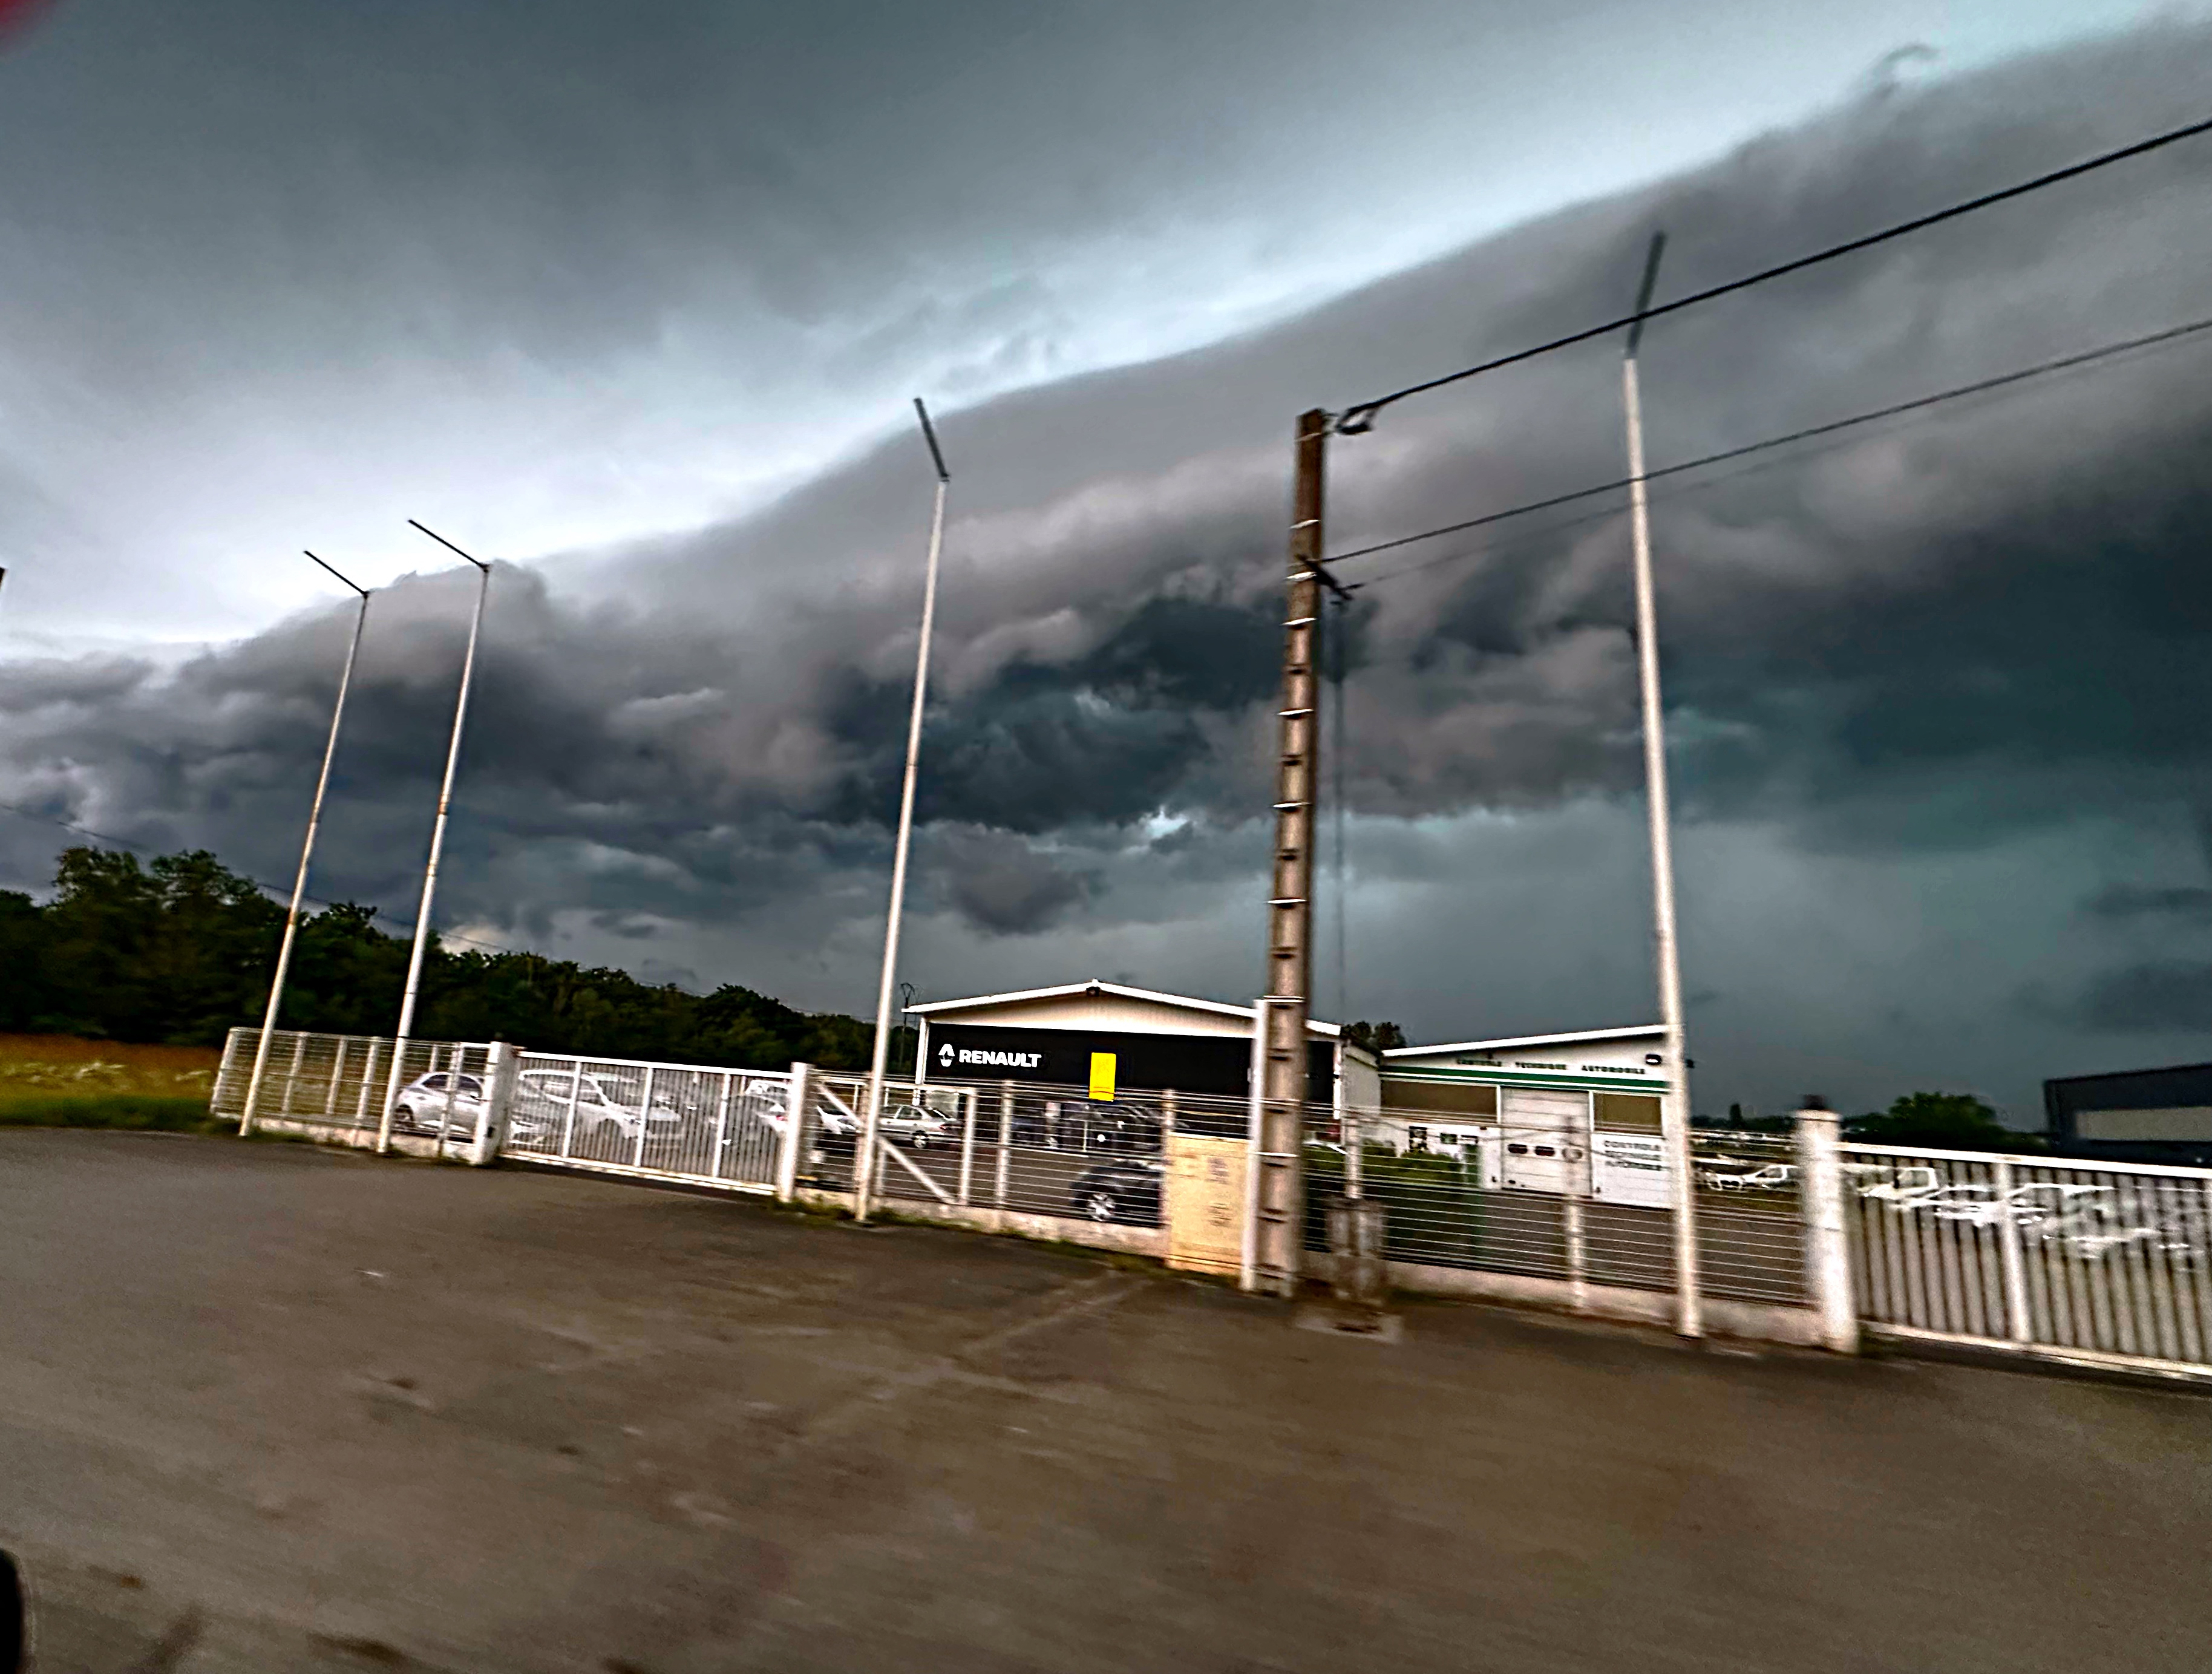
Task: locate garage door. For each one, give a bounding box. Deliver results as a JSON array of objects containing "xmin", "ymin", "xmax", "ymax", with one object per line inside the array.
[{"xmin": 1499, "ymin": 1087, "xmax": 1590, "ymax": 1195}]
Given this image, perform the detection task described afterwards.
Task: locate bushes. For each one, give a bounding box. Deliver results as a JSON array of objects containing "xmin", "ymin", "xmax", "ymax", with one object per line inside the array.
[
  {"xmin": 1303, "ymin": 1142, "xmax": 1484, "ymax": 1267},
  {"xmin": 0, "ymin": 1095, "xmax": 220, "ymax": 1132}
]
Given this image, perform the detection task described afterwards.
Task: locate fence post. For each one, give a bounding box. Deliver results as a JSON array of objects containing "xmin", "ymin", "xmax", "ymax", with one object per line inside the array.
[
  {"xmin": 957, "ymin": 1087, "xmax": 977, "ymax": 1206},
  {"xmin": 558, "ymin": 1057, "xmax": 583, "ymax": 1159},
  {"xmin": 1992, "ymin": 1153, "xmax": 2031, "ymax": 1344},
  {"xmin": 322, "ymin": 1037, "xmax": 347, "ymax": 1122},
  {"xmin": 217, "ymin": 1027, "xmax": 249, "ymax": 1134},
  {"xmin": 995, "ymin": 1081, "xmax": 1013, "ymax": 1208},
  {"xmin": 712, "ymin": 1072, "xmax": 735, "ymax": 1182},
  {"xmin": 281, "ymin": 1031, "xmax": 307, "ymax": 1120},
  {"xmin": 632, "ymin": 1066, "xmax": 655, "ymax": 1169},
  {"xmin": 1795, "ymin": 1101, "xmax": 1860, "ymax": 1354},
  {"xmin": 436, "ymin": 1042, "xmax": 463, "ymax": 1155},
  {"xmin": 776, "ymin": 1064, "xmax": 811, "ymax": 1203},
  {"xmin": 353, "ymin": 1038, "xmax": 382, "ymax": 1130},
  {"xmin": 470, "ymin": 1040, "xmax": 520, "ymax": 1166}
]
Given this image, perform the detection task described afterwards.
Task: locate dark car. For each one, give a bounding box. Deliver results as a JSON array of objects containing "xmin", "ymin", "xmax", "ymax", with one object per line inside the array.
[{"xmin": 1067, "ymin": 1157, "xmax": 1164, "ymax": 1225}]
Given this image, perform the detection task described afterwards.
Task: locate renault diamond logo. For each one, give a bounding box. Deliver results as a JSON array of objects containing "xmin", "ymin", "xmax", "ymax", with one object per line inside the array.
[{"xmin": 938, "ymin": 1041, "xmax": 955, "ymax": 1067}]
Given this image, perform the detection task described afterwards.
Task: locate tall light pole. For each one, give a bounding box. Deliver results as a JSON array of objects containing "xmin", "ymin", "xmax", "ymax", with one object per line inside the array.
[
  {"xmin": 376, "ymin": 521, "xmax": 493, "ymax": 1153},
  {"xmin": 1622, "ymin": 231, "xmax": 1704, "ymax": 1338},
  {"xmin": 239, "ymin": 553, "xmax": 371, "ymax": 1137},
  {"xmin": 856, "ymin": 399, "xmax": 951, "ymax": 1221}
]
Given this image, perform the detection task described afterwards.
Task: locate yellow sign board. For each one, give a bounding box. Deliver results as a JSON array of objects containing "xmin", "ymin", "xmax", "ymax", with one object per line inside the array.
[
  {"xmin": 1088, "ymin": 1052, "xmax": 1117, "ymax": 1101},
  {"xmin": 1166, "ymin": 1133, "xmax": 1248, "ymax": 1277}
]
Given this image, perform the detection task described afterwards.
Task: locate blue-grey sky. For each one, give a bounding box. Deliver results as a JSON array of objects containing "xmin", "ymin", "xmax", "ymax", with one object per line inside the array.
[
  {"xmin": 0, "ymin": 0, "xmax": 2182, "ymax": 649},
  {"xmin": 4, "ymin": 1, "xmax": 2211, "ymax": 1123}
]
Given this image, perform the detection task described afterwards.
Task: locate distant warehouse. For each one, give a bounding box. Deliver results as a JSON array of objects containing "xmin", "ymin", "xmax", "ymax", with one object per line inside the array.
[{"xmin": 2044, "ymin": 1062, "xmax": 2212, "ymax": 1167}]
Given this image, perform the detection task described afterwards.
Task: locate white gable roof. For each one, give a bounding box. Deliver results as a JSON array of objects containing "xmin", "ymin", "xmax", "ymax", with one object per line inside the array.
[{"xmin": 909, "ymin": 979, "xmax": 1341, "ymax": 1037}]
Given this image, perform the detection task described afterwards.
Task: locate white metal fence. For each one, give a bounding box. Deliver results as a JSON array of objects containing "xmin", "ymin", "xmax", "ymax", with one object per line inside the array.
[
  {"xmin": 794, "ymin": 1073, "xmax": 1182, "ymax": 1227},
  {"xmin": 206, "ymin": 1032, "xmax": 2212, "ymax": 1379},
  {"xmin": 213, "ymin": 1027, "xmax": 499, "ymax": 1156},
  {"xmin": 1300, "ymin": 1113, "xmax": 1810, "ymax": 1313},
  {"xmin": 499, "ymin": 1048, "xmax": 803, "ymax": 1195},
  {"xmin": 1847, "ymin": 1142, "xmax": 2212, "ymax": 1378}
]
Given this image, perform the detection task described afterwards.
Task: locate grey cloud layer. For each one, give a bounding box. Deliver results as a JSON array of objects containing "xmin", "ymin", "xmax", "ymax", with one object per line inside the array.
[{"xmin": 7, "ymin": 22, "xmax": 2212, "ymax": 1109}]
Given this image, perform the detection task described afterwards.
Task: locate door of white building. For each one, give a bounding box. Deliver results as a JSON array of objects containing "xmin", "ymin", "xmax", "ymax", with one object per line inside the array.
[{"xmin": 1499, "ymin": 1087, "xmax": 1591, "ymax": 1194}]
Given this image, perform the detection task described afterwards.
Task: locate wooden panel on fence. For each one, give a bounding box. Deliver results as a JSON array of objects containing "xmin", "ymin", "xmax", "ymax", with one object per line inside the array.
[{"xmin": 1167, "ymin": 1133, "xmax": 1247, "ymax": 1276}]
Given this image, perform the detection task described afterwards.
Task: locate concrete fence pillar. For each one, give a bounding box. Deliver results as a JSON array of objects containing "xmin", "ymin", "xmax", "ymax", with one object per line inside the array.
[
  {"xmin": 1795, "ymin": 1101, "xmax": 1860, "ymax": 1354},
  {"xmin": 776, "ymin": 1064, "xmax": 813, "ymax": 1203},
  {"xmin": 468, "ymin": 1039, "xmax": 520, "ymax": 1166}
]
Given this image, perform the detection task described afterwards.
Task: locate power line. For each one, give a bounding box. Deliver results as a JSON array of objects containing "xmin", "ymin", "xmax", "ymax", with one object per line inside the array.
[
  {"xmin": 1325, "ymin": 310, "xmax": 2212, "ymax": 572},
  {"xmin": 0, "ymin": 798, "xmax": 510, "ymax": 955},
  {"xmin": 1333, "ymin": 111, "xmax": 2212, "ymax": 434}
]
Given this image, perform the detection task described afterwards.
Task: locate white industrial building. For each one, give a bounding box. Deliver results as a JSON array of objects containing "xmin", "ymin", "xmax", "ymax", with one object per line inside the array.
[
  {"xmin": 1376, "ymin": 1025, "xmax": 1672, "ymax": 1206},
  {"xmin": 908, "ymin": 979, "xmax": 1379, "ymax": 1130}
]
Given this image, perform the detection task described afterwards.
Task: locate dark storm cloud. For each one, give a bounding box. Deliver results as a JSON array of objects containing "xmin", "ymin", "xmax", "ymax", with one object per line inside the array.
[
  {"xmin": 2066, "ymin": 961, "xmax": 2212, "ymax": 1033},
  {"xmin": 8, "ymin": 18, "xmax": 2212, "ymax": 1039},
  {"xmin": 2085, "ymin": 886, "xmax": 2212, "ymax": 923},
  {"xmin": 937, "ymin": 828, "xmax": 1093, "ymax": 937}
]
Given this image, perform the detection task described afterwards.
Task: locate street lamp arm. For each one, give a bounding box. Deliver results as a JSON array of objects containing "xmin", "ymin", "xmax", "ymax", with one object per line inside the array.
[{"xmin": 408, "ymin": 518, "xmax": 492, "ymax": 572}]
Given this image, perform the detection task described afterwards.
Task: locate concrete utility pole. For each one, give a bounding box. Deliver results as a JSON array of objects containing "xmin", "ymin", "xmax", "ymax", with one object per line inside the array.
[
  {"xmin": 378, "ymin": 523, "xmax": 493, "ymax": 1154},
  {"xmin": 1622, "ymin": 232, "xmax": 1704, "ymax": 1338},
  {"xmin": 1246, "ymin": 408, "xmax": 1331, "ymax": 1296},
  {"xmin": 240, "ymin": 553, "xmax": 371, "ymax": 1138},
  {"xmin": 856, "ymin": 399, "xmax": 952, "ymax": 1222}
]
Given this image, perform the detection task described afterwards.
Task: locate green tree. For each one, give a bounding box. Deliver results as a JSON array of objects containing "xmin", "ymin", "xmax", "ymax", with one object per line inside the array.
[
  {"xmin": 1347, "ymin": 1020, "xmax": 1406, "ymax": 1055},
  {"xmin": 6, "ymin": 844, "xmax": 878, "ymax": 1069},
  {"xmin": 1847, "ymin": 1091, "xmax": 2027, "ymax": 1150},
  {"xmin": 0, "ymin": 889, "xmax": 45, "ymax": 1032}
]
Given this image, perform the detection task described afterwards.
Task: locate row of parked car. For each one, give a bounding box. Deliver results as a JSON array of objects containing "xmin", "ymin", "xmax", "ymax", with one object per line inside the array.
[
  {"xmin": 1853, "ymin": 1164, "xmax": 2208, "ymax": 1266},
  {"xmin": 388, "ymin": 1068, "xmax": 785, "ymax": 1143}
]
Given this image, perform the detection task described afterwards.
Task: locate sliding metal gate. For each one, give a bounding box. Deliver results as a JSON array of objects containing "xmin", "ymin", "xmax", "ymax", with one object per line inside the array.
[{"xmin": 499, "ymin": 1050, "xmax": 803, "ymax": 1195}]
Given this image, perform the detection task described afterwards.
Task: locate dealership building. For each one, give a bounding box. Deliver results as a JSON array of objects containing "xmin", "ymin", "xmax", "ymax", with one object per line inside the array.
[
  {"xmin": 909, "ymin": 979, "xmax": 1378, "ymax": 1133},
  {"xmin": 909, "ymin": 981, "xmax": 1677, "ymax": 1200}
]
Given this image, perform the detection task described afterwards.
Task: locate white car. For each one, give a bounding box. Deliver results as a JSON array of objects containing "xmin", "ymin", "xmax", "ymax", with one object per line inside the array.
[
  {"xmin": 1859, "ymin": 1166, "xmax": 1943, "ymax": 1209},
  {"xmin": 514, "ymin": 1068, "xmax": 681, "ymax": 1142},
  {"xmin": 731, "ymin": 1081, "xmax": 792, "ymax": 1137},
  {"xmin": 392, "ymin": 1071, "xmax": 488, "ymax": 1133}
]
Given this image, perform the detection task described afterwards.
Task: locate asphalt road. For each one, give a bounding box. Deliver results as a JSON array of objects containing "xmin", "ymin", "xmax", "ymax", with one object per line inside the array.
[{"xmin": 2, "ymin": 1129, "xmax": 2207, "ymax": 1673}]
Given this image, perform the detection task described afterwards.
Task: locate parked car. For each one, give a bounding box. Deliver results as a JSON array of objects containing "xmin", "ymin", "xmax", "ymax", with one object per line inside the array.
[
  {"xmin": 730, "ymin": 1080, "xmax": 791, "ymax": 1138},
  {"xmin": 512, "ymin": 1068, "xmax": 681, "ymax": 1143},
  {"xmin": 1857, "ymin": 1165, "xmax": 1943, "ymax": 1209},
  {"xmin": 879, "ymin": 1103, "xmax": 957, "ymax": 1148},
  {"xmin": 1067, "ymin": 1157, "xmax": 1164, "ymax": 1225},
  {"xmin": 1700, "ymin": 1162, "xmax": 1796, "ymax": 1192},
  {"xmin": 392, "ymin": 1071, "xmax": 488, "ymax": 1133}
]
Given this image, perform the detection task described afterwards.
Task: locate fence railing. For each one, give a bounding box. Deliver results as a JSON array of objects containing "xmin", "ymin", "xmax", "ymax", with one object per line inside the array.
[
  {"xmin": 208, "ymin": 1038, "xmax": 2212, "ymax": 1377},
  {"xmin": 500, "ymin": 1048, "xmax": 801, "ymax": 1194},
  {"xmin": 1845, "ymin": 1142, "xmax": 2212, "ymax": 1375},
  {"xmin": 798, "ymin": 1074, "xmax": 1209, "ymax": 1231},
  {"xmin": 1293, "ymin": 1113, "xmax": 1809, "ymax": 1312},
  {"xmin": 214, "ymin": 1027, "xmax": 498, "ymax": 1154}
]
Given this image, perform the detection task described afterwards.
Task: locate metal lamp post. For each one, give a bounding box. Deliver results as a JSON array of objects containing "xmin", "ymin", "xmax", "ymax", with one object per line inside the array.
[
  {"xmin": 376, "ymin": 521, "xmax": 493, "ymax": 1153},
  {"xmin": 1621, "ymin": 231, "xmax": 1704, "ymax": 1338},
  {"xmin": 856, "ymin": 399, "xmax": 951, "ymax": 1221},
  {"xmin": 239, "ymin": 553, "xmax": 371, "ymax": 1137}
]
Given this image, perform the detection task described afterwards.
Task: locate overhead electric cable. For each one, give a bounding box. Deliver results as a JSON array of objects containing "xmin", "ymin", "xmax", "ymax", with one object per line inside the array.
[
  {"xmin": 1333, "ymin": 113, "xmax": 2212, "ymax": 434},
  {"xmin": 1325, "ymin": 310, "xmax": 2212, "ymax": 571}
]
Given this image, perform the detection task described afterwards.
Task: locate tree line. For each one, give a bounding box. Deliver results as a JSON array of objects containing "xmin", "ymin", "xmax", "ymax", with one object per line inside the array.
[{"xmin": 0, "ymin": 847, "xmax": 881, "ymax": 1070}]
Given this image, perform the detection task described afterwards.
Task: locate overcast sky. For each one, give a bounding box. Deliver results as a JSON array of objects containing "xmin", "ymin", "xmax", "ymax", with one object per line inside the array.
[{"xmin": 4, "ymin": 0, "xmax": 2211, "ymax": 1122}]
